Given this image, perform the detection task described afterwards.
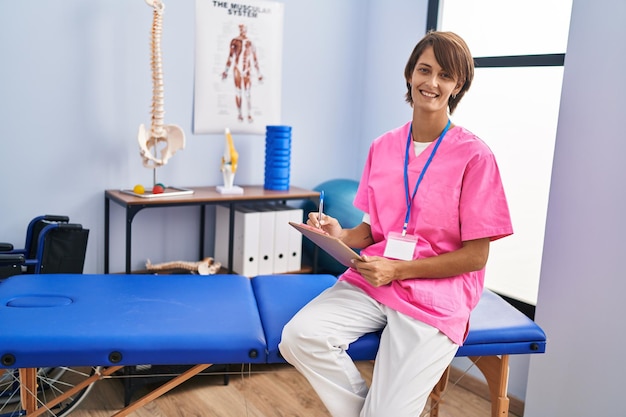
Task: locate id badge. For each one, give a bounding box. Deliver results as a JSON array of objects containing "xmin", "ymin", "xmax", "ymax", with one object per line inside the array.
[{"xmin": 383, "ymin": 231, "xmax": 417, "ymax": 261}]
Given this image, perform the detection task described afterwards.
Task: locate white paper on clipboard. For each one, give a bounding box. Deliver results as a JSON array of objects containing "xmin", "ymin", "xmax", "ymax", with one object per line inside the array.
[{"xmin": 289, "ymin": 222, "xmax": 363, "ymax": 267}]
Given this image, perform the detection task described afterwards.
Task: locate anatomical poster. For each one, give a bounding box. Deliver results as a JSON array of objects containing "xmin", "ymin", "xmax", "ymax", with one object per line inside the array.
[{"xmin": 193, "ymin": 0, "xmax": 284, "ymax": 135}]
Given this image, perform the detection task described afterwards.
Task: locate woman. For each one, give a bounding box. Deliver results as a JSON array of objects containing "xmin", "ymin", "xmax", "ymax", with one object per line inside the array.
[{"xmin": 279, "ymin": 31, "xmax": 513, "ymax": 417}]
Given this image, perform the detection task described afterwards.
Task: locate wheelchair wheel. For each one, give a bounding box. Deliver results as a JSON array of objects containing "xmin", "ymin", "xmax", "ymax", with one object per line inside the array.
[{"xmin": 0, "ymin": 366, "xmax": 99, "ymax": 416}]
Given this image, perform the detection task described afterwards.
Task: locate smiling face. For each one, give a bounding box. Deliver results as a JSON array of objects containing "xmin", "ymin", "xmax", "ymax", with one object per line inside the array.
[
  {"xmin": 403, "ymin": 32, "xmax": 474, "ymax": 114},
  {"xmin": 409, "ymin": 46, "xmax": 460, "ymax": 115}
]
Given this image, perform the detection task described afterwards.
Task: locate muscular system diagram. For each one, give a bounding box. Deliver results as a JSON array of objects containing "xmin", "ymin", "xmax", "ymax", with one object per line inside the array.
[{"xmin": 221, "ymin": 24, "xmax": 263, "ymax": 123}]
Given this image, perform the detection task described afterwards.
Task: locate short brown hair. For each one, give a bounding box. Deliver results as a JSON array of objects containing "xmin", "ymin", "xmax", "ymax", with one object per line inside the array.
[{"xmin": 404, "ymin": 31, "xmax": 474, "ymax": 114}]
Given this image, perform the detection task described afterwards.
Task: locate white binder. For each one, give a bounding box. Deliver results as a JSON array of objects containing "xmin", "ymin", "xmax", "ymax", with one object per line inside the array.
[
  {"xmin": 252, "ymin": 205, "xmax": 276, "ymax": 275},
  {"xmin": 267, "ymin": 203, "xmax": 291, "ymax": 274},
  {"xmin": 214, "ymin": 205, "xmax": 260, "ymax": 276},
  {"xmin": 272, "ymin": 204, "xmax": 304, "ymax": 272}
]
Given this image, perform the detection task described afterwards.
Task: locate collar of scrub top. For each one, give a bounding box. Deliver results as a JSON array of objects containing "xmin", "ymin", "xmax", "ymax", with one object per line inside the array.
[{"xmin": 402, "ymin": 119, "xmax": 451, "ymax": 236}]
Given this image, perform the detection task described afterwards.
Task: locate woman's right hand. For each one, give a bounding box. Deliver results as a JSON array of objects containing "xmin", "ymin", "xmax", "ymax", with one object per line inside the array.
[{"xmin": 307, "ymin": 212, "xmax": 343, "ymax": 238}]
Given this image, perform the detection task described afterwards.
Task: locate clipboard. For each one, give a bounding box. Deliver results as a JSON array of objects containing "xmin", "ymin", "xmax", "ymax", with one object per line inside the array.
[{"xmin": 289, "ymin": 222, "xmax": 363, "ymax": 267}]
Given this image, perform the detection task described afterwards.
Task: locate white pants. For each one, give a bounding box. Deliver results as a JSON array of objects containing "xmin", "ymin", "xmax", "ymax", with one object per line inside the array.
[{"xmin": 279, "ymin": 281, "xmax": 458, "ymax": 417}]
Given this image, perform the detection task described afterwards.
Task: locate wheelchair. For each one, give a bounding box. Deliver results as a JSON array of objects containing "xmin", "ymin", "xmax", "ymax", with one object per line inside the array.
[
  {"xmin": 3, "ymin": 214, "xmax": 89, "ymax": 275},
  {"xmin": 0, "ymin": 215, "xmax": 96, "ymax": 417}
]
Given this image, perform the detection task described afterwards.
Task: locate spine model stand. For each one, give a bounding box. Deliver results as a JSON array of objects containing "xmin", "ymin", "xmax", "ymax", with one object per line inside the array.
[{"xmin": 137, "ymin": 0, "xmax": 185, "ymax": 172}]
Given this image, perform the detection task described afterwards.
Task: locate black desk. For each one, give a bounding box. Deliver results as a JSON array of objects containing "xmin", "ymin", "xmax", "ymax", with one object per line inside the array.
[{"xmin": 104, "ymin": 185, "xmax": 319, "ymax": 274}]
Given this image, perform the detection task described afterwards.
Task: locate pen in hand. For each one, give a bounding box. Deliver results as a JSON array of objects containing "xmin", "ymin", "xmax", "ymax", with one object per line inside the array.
[{"xmin": 317, "ymin": 190, "xmax": 324, "ymax": 228}]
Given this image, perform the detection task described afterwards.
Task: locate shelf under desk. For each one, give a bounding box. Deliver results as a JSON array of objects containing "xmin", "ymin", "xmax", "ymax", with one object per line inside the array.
[{"xmin": 104, "ymin": 185, "xmax": 320, "ymax": 274}]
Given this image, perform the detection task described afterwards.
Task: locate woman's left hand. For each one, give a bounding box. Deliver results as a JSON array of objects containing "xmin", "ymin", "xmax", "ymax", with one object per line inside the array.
[
  {"xmin": 350, "ymin": 238, "xmax": 491, "ymax": 286},
  {"xmin": 351, "ymin": 255, "xmax": 399, "ymax": 287}
]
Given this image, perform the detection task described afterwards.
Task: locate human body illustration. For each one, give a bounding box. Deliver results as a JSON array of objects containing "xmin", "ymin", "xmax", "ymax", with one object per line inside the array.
[
  {"xmin": 279, "ymin": 31, "xmax": 513, "ymax": 417},
  {"xmin": 221, "ymin": 24, "xmax": 263, "ymax": 123}
]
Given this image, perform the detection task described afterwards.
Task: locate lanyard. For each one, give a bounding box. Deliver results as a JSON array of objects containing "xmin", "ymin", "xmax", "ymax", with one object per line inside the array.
[{"xmin": 402, "ymin": 120, "xmax": 450, "ymax": 236}]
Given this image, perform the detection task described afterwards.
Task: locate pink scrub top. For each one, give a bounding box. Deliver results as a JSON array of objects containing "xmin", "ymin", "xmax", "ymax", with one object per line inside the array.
[{"xmin": 340, "ymin": 121, "xmax": 513, "ymax": 345}]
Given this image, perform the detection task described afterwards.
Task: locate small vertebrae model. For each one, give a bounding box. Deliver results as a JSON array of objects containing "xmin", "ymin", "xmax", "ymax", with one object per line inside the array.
[{"xmin": 145, "ymin": 257, "xmax": 222, "ymax": 275}]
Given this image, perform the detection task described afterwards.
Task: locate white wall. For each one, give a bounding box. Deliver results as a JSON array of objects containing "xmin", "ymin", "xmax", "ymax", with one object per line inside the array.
[
  {"xmin": 524, "ymin": 0, "xmax": 626, "ymax": 415},
  {"xmin": 0, "ymin": 0, "xmax": 426, "ymax": 273},
  {"xmin": 357, "ymin": 1, "xmax": 425, "ymax": 167}
]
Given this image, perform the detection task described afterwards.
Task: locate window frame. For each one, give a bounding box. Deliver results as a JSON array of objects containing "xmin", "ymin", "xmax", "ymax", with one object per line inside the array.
[{"xmin": 426, "ymin": 0, "xmax": 566, "ymax": 68}]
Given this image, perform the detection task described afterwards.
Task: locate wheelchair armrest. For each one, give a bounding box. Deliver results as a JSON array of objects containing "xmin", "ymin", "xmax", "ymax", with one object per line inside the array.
[
  {"xmin": 0, "ymin": 243, "xmax": 14, "ymax": 252},
  {"xmin": 0, "ymin": 253, "xmax": 24, "ymax": 266}
]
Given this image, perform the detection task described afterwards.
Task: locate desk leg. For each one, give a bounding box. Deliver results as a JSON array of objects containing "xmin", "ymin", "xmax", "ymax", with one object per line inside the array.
[
  {"xmin": 469, "ymin": 355, "xmax": 510, "ymax": 417},
  {"xmin": 105, "ymin": 197, "xmax": 110, "ymax": 274},
  {"xmin": 126, "ymin": 211, "xmax": 133, "ymax": 274},
  {"xmin": 227, "ymin": 203, "xmax": 234, "ymax": 274},
  {"xmin": 199, "ymin": 205, "xmax": 206, "ymax": 260}
]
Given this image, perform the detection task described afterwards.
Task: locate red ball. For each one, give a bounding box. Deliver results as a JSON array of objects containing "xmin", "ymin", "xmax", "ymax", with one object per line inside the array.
[{"xmin": 152, "ymin": 185, "xmax": 164, "ymax": 194}]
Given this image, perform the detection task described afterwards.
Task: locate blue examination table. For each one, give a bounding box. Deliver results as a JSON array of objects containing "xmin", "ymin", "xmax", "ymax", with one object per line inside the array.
[{"xmin": 0, "ymin": 273, "xmax": 545, "ymax": 416}]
